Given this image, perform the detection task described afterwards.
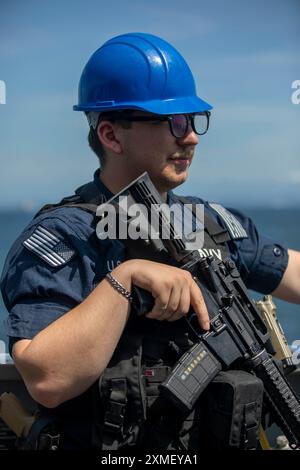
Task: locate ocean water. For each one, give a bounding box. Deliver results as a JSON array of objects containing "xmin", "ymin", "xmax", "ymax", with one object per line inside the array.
[{"xmin": 0, "ymin": 208, "xmax": 299, "ymax": 350}]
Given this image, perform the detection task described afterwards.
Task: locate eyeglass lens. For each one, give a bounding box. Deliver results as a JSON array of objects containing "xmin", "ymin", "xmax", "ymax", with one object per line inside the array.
[{"xmin": 171, "ymin": 114, "xmax": 209, "ymax": 137}]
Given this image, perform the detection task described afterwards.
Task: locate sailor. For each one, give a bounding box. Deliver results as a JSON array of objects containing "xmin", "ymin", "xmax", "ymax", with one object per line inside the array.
[{"xmin": 1, "ymin": 33, "xmax": 300, "ymax": 450}]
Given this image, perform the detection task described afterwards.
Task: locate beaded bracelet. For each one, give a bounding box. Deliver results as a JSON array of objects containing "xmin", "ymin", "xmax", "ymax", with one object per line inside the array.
[{"xmin": 106, "ymin": 272, "xmax": 133, "ymax": 302}]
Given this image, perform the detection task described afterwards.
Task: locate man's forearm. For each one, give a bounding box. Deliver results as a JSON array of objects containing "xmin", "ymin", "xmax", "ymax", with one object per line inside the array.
[
  {"xmin": 272, "ymin": 249, "xmax": 300, "ymax": 304},
  {"xmin": 12, "ymin": 257, "xmax": 210, "ymax": 408},
  {"xmin": 13, "ymin": 261, "xmax": 133, "ymax": 408}
]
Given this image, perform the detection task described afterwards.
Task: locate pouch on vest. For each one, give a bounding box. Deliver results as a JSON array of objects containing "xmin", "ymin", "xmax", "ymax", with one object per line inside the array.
[
  {"xmin": 201, "ymin": 370, "xmax": 264, "ymax": 450},
  {"xmin": 95, "ymin": 331, "xmax": 148, "ymax": 450}
]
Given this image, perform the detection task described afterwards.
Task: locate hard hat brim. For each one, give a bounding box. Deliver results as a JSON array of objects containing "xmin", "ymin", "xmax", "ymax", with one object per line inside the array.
[{"xmin": 73, "ymin": 95, "xmax": 212, "ymax": 114}]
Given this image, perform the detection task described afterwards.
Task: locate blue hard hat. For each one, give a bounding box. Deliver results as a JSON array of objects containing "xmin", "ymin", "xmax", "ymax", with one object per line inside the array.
[{"xmin": 73, "ymin": 32, "xmax": 212, "ymax": 115}]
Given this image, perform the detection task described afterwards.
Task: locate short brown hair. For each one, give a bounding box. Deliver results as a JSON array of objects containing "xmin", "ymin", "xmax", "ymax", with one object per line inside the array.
[
  {"xmin": 87, "ymin": 111, "xmax": 134, "ymax": 167},
  {"xmin": 88, "ymin": 126, "xmax": 106, "ymax": 167}
]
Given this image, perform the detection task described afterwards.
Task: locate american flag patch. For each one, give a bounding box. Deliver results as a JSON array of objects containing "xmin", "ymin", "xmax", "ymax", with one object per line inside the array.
[
  {"xmin": 23, "ymin": 225, "xmax": 75, "ymax": 267},
  {"xmin": 209, "ymin": 203, "xmax": 248, "ymax": 240}
]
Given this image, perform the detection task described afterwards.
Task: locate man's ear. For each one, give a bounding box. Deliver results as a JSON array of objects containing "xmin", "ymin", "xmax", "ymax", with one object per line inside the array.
[{"xmin": 97, "ymin": 121, "xmax": 122, "ymax": 154}]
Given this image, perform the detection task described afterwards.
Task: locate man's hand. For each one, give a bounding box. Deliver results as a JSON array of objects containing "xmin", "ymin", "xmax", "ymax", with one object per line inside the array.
[{"xmin": 126, "ymin": 259, "xmax": 210, "ymax": 330}]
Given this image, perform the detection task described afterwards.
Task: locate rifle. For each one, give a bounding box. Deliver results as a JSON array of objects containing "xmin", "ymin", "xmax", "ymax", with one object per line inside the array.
[
  {"xmin": 256, "ymin": 295, "xmax": 296, "ymax": 375},
  {"xmin": 97, "ymin": 172, "xmax": 300, "ymax": 449}
]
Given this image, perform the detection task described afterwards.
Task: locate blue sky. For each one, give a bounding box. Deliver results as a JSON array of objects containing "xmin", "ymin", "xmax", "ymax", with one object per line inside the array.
[{"xmin": 0, "ymin": 0, "xmax": 299, "ymax": 209}]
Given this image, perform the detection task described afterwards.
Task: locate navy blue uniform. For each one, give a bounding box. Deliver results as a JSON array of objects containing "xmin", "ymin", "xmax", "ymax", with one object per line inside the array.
[{"xmin": 0, "ymin": 171, "xmax": 289, "ymax": 448}]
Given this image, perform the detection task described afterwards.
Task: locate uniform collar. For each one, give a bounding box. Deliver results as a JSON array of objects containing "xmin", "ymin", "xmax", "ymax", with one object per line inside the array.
[
  {"xmin": 94, "ymin": 169, "xmax": 174, "ymax": 205},
  {"xmin": 93, "ymin": 169, "xmax": 114, "ymax": 201}
]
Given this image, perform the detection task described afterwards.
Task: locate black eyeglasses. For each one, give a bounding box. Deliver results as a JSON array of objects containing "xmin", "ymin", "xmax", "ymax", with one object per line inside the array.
[{"xmin": 104, "ymin": 112, "xmax": 211, "ymax": 138}]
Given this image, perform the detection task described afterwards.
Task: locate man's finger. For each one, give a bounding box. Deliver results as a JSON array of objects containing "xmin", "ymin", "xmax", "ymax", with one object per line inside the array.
[{"xmin": 190, "ymin": 281, "xmax": 210, "ymax": 330}]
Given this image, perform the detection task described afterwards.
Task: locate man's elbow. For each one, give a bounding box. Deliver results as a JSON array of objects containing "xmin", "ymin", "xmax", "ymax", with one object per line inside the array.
[
  {"xmin": 34, "ymin": 378, "xmax": 81, "ymax": 408},
  {"xmin": 12, "ymin": 341, "xmax": 69, "ymax": 408},
  {"xmin": 15, "ymin": 361, "xmax": 98, "ymax": 409},
  {"xmin": 12, "ymin": 339, "xmax": 103, "ymax": 408},
  {"xmin": 19, "ymin": 370, "xmax": 87, "ymax": 409},
  {"xmin": 28, "ymin": 381, "xmax": 64, "ymax": 409},
  {"xmin": 27, "ymin": 374, "xmax": 98, "ymax": 409}
]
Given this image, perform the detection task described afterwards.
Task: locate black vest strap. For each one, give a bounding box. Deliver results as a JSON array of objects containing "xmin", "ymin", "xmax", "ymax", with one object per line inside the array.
[{"xmin": 102, "ymin": 378, "xmax": 127, "ymax": 450}]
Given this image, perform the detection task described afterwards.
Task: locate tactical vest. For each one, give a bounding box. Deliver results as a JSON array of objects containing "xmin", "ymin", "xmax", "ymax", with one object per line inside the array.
[{"xmin": 35, "ymin": 179, "xmax": 263, "ymax": 451}]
